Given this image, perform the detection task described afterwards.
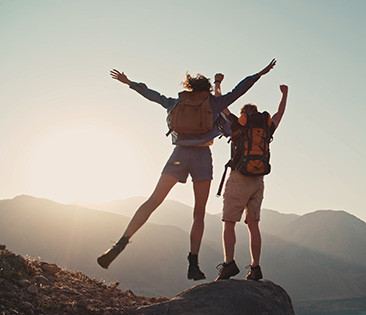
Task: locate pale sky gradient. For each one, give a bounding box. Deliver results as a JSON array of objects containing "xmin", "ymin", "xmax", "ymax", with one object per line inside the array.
[{"xmin": 0, "ymin": 0, "xmax": 365, "ymax": 220}]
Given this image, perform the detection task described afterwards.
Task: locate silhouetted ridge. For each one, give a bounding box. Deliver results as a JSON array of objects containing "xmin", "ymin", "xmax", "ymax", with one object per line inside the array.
[{"xmin": 275, "ymin": 209, "xmax": 366, "ymax": 266}]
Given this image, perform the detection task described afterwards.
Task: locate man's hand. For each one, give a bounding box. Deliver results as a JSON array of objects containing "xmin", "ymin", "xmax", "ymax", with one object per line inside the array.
[
  {"xmin": 258, "ymin": 59, "xmax": 277, "ymax": 77},
  {"xmin": 280, "ymin": 84, "xmax": 288, "ymax": 94},
  {"xmin": 110, "ymin": 69, "xmax": 131, "ymax": 85},
  {"xmin": 272, "ymin": 83, "xmax": 288, "ymax": 129},
  {"xmin": 214, "ymin": 73, "xmax": 224, "ymax": 83}
]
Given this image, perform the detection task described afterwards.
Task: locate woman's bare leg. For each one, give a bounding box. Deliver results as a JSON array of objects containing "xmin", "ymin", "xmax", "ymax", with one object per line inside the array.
[
  {"xmin": 187, "ymin": 179, "xmax": 211, "ymax": 280},
  {"xmin": 190, "ymin": 180, "xmax": 211, "ymax": 254},
  {"xmin": 123, "ymin": 174, "xmax": 179, "ymax": 238},
  {"xmin": 97, "ymin": 174, "xmax": 178, "ymax": 269}
]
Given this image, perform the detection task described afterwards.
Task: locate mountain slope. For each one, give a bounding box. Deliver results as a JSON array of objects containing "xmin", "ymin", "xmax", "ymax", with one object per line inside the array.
[
  {"xmin": 1, "ymin": 195, "xmax": 366, "ymax": 305},
  {"xmin": 72, "ymin": 197, "xmax": 300, "ymax": 244},
  {"xmin": 73, "ymin": 197, "xmax": 224, "ymax": 244},
  {"xmin": 260, "ymin": 210, "xmax": 366, "ymax": 300},
  {"xmin": 274, "ymin": 210, "xmax": 366, "ymax": 269}
]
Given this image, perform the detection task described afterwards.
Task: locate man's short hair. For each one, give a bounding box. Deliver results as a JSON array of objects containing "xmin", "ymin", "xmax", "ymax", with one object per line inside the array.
[{"xmin": 240, "ymin": 103, "xmax": 258, "ymax": 114}]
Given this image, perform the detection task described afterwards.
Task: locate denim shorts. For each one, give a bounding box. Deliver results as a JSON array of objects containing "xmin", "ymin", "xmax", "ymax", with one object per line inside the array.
[{"xmin": 162, "ymin": 146, "xmax": 213, "ymax": 183}]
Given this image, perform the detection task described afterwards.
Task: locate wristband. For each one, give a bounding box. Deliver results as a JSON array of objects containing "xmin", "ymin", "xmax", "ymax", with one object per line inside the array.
[{"xmin": 214, "ymin": 80, "xmax": 222, "ymax": 84}]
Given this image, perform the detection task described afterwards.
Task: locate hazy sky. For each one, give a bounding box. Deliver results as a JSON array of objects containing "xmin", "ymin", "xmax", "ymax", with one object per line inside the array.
[{"xmin": 0, "ymin": 0, "xmax": 365, "ymax": 220}]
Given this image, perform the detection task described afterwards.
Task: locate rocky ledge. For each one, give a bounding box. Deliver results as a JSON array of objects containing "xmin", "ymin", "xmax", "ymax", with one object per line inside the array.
[
  {"xmin": 139, "ymin": 278, "xmax": 295, "ymax": 315},
  {"xmin": 0, "ymin": 245, "xmax": 167, "ymax": 314}
]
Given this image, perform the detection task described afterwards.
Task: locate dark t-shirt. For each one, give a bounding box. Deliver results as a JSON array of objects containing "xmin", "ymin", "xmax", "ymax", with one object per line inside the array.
[{"xmin": 228, "ymin": 113, "xmax": 276, "ymax": 137}]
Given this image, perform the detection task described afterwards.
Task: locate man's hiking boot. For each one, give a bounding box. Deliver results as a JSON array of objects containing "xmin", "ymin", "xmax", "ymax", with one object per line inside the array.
[
  {"xmin": 187, "ymin": 253, "xmax": 206, "ymax": 281},
  {"xmin": 245, "ymin": 265, "xmax": 263, "ymax": 281},
  {"xmin": 97, "ymin": 236, "xmax": 129, "ymax": 269},
  {"xmin": 215, "ymin": 260, "xmax": 240, "ymax": 281}
]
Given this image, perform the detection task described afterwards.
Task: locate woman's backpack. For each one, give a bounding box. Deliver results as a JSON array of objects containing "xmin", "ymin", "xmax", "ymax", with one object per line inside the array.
[{"xmin": 166, "ymin": 91, "xmax": 213, "ymax": 136}]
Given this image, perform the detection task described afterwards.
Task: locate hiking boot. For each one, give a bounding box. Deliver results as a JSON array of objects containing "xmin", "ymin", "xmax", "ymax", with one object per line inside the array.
[
  {"xmin": 215, "ymin": 260, "xmax": 240, "ymax": 281},
  {"xmin": 187, "ymin": 253, "xmax": 206, "ymax": 281},
  {"xmin": 245, "ymin": 265, "xmax": 263, "ymax": 281},
  {"xmin": 97, "ymin": 236, "xmax": 129, "ymax": 269}
]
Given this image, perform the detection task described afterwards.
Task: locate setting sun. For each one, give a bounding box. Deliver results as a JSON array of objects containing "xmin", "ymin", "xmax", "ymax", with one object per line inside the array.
[{"xmin": 24, "ymin": 120, "xmax": 144, "ymax": 203}]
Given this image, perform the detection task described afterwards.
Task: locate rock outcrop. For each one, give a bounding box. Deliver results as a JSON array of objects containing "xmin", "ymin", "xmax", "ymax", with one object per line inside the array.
[{"xmin": 139, "ymin": 279, "xmax": 295, "ymax": 315}]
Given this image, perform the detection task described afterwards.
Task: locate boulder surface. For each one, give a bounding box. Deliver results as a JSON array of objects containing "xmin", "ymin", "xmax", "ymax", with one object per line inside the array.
[{"xmin": 139, "ymin": 279, "xmax": 295, "ymax": 315}]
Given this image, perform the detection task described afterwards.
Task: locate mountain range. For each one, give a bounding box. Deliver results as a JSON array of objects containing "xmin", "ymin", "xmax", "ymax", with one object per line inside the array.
[{"xmin": 1, "ymin": 195, "xmax": 365, "ymax": 312}]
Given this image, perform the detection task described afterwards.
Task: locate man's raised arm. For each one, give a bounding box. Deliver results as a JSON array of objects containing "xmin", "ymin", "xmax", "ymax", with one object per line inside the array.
[{"xmin": 271, "ymin": 85, "xmax": 288, "ymax": 128}]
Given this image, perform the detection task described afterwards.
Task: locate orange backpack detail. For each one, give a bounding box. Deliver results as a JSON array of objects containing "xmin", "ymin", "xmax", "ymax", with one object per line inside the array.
[
  {"xmin": 166, "ymin": 91, "xmax": 213, "ymax": 136},
  {"xmin": 233, "ymin": 111, "xmax": 272, "ymax": 176},
  {"xmin": 217, "ymin": 111, "xmax": 272, "ymax": 196}
]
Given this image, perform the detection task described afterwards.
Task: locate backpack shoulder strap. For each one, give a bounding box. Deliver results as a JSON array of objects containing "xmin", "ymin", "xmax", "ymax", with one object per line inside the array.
[{"xmin": 216, "ymin": 160, "xmax": 232, "ymax": 197}]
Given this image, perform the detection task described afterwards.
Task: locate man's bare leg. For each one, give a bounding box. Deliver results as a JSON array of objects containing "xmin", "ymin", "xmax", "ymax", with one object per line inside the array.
[
  {"xmin": 245, "ymin": 220, "xmax": 263, "ymax": 280},
  {"xmin": 247, "ymin": 220, "xmax": 261, "ymax": 266},
  {"xmin": 215, "ymin": 220, "xmax": 240, "ymax": 281},
  {"xmin": 223, "ymin": 221, "xmax": 236, "ymax": 263}
]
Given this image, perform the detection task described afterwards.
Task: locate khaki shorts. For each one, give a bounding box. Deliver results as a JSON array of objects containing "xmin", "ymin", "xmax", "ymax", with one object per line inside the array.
[{"xmin": 222, "ymin": 171, "xmax": 264, "ymax": 223}]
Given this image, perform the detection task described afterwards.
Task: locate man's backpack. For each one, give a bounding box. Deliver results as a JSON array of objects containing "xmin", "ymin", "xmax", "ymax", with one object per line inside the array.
[
  {"xmin": 217, "ymin": 111, "xmax": 272, "ymax": 196},
  {"xmin": 166, "ymin": 91, "xmax": 213, "ymax": 136}
]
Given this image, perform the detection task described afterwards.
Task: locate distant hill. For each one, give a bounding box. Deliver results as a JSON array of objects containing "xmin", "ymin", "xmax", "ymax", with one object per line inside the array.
[
  {"xmin": 275, "ymin": 210, "xmax": 366, "ymax": 268},
  {"xmin": 73, "ymin": 197, "xmax": 300, "ymax": 245},
  {"xmin": 263, "ymin": 210, "xmax": 366, "ymax": 300},
  {"xmin": 73, "ymin": 197, "xmax": 224, "ymax": 244},
  {"xmin": 1, "ymin": 195, "xmax": 366, "ymax": 311}
]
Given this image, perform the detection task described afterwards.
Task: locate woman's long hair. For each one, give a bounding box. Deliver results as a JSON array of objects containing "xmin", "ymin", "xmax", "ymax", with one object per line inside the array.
[{"xmin": 182, "ymin": 73, "xmax": 212, "ymax": 92}]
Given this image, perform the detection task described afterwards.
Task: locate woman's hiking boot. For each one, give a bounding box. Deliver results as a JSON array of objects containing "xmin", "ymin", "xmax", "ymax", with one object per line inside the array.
[
  {"xmin": 245, "ymin": 265, "xmax": 263, "ymax": 281},
  {"xmin": 187, "ymin": 253, "xmax": 206, "ymax": 281},
  {"xmin": 97, "ymin": 236, "xmax": 129, "ymax": 269},
  {"xmin": 215, "ymin": 260, "xmax": 240, "ymax": 281}
]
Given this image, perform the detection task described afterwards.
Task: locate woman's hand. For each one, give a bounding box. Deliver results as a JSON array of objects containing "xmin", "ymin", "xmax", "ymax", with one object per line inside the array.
[
  {"xmin": 258, "ymin": 59, "xmax": 277, "ymax": 77},
  {"xmin": 110, "ymin": 69, "xmax": 131, "ymax": 85},
  {"xmin": 214, "ymin": 73, "xmax": 224, "ymax": 83}
]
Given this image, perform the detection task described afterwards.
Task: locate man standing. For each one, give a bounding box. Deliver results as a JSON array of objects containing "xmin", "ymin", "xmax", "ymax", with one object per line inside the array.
[{"xmin": 214, "ymin": 74, "xmax": 288, "ymax": 281}]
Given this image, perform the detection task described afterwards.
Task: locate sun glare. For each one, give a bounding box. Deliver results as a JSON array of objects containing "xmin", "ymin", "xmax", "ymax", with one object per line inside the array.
[{"xmin": 25, "ymin": 121, "xmax": 145, "ymax": 203}]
